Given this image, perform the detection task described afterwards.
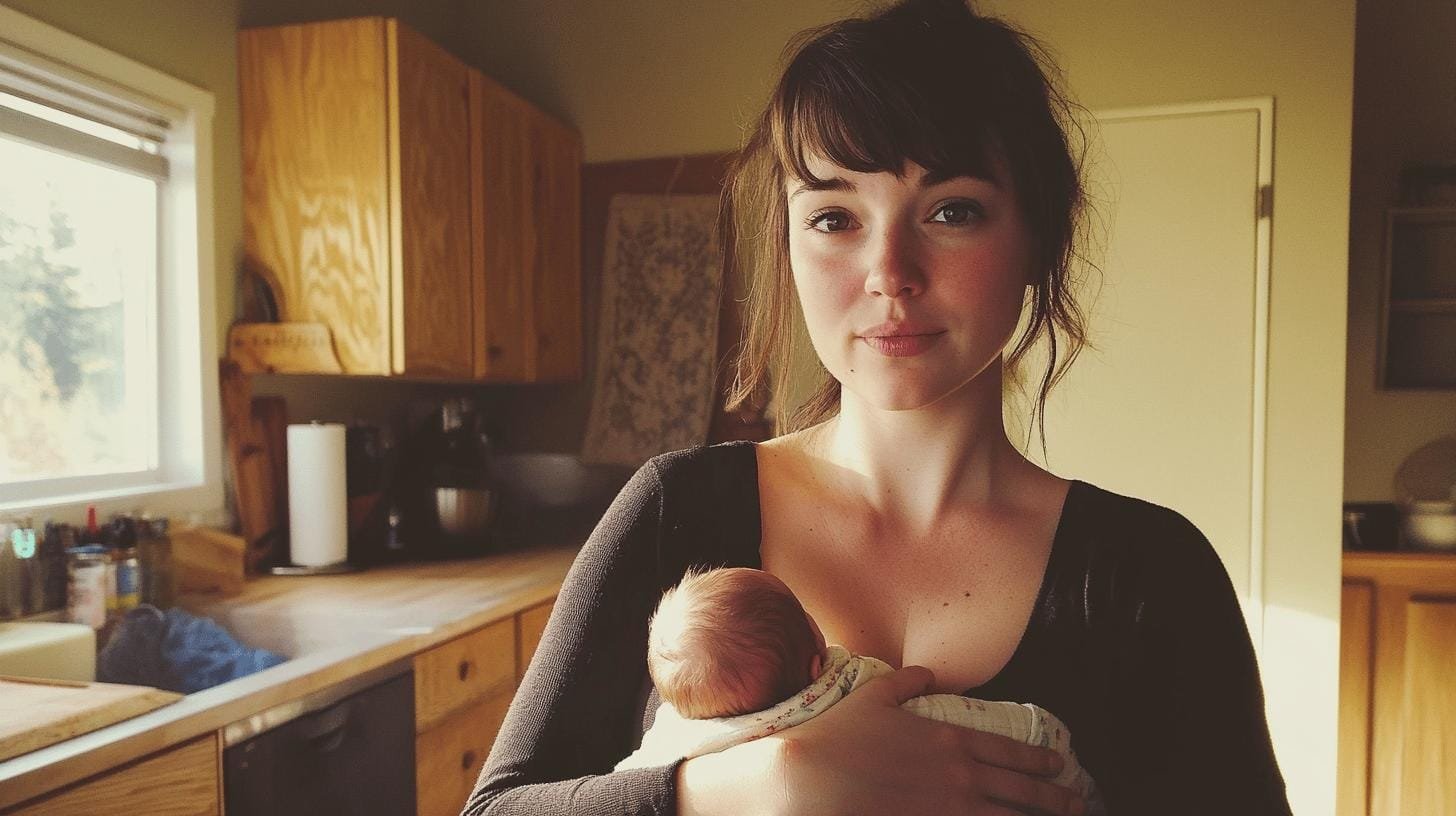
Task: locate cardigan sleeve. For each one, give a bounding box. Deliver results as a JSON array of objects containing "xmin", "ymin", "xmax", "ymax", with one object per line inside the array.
[
  {"xmin": 1099, "ymin": 509, "xmax": 1292, "ymax": 815},
  {"xmin": 461, "ymin": 458, "xmax": 685, "ymax": 816}
]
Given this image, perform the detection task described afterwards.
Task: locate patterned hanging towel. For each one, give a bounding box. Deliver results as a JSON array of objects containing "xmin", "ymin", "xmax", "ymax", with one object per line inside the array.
[{"xmin": 582, "ymin": 194, "xmax": 723, "ymax": 467}]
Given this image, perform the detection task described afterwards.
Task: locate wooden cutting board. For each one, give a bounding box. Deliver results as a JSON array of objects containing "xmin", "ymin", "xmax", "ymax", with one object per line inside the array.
[{"xmin": 0, "ymin": 676, "xmax": 182, "ymax": 762}]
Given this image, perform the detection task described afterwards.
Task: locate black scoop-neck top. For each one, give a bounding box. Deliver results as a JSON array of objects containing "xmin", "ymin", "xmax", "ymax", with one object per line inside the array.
[{"xmin": 465, "ymin": 441, "xmax": 1291, "ymax": 816}]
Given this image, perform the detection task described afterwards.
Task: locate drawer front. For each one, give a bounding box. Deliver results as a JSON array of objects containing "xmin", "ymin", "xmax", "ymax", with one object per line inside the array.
[
  {"xmin": 414, "ymin": 616, "xmax": 515, "ymax": 733},
  {"xmin": 516, "ymin": 599, "xmax": 554, "ymax": 681},
  {"xmin": 6, "ymin": 734, "xmax": 219, "ymax": 816},
  {"xmin": 416, "ymin": 689, "xmax": 514, "ymax": 816}
]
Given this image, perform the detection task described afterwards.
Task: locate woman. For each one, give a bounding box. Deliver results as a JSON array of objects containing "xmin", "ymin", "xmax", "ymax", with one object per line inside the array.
[{"xmin": 465, "ymin": 1, "xmax": 1290, "ymax": 814}]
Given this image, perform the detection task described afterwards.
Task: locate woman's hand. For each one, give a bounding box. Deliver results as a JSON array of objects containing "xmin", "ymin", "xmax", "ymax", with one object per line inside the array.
[{"xmin": 771, "ymin": 666, "xmax": 1085, "ymax": 816}]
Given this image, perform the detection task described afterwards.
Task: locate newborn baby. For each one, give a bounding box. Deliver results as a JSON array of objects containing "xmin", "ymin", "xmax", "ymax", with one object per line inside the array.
[{"xmin": 617, "ymin": 567, "xmax": 1104, "ymax": 812}]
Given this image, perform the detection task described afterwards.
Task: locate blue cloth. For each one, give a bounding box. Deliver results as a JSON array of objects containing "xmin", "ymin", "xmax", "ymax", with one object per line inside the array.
[{"xmin": 97, "ymin": 605, "xmax": 286, "ymax": 693}]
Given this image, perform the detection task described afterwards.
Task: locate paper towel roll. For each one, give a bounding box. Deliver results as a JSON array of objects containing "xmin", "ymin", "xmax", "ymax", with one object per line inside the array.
[{"xmin": 286, "ymin": 422, "xmax": 348, "ymax": 567}]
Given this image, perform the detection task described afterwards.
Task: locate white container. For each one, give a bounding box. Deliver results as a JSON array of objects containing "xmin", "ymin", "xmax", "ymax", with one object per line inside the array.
[{"xmin": 1401, "ymin": 500, "xmax": 1456, "ymax": 552}]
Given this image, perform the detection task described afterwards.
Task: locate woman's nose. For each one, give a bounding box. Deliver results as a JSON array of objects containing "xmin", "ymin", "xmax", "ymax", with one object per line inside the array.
[{"xmin": 862, "ymin": 226, "xmax": 924, "ymax": 298}]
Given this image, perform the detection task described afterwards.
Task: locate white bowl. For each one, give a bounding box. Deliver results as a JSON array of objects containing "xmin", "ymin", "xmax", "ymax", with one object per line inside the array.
[{"xmin": 1402, "ymin": 501, "xmax": 1456, "ymax": 551}]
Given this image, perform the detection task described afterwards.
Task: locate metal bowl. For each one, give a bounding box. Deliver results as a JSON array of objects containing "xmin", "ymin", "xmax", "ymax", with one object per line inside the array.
[{"xmin": 434, "ymin": 487, "xmax": 495, "ymax": 537}]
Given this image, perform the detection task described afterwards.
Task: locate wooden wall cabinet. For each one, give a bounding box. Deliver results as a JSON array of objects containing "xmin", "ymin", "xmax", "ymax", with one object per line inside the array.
[
  {"xmin": 242, "ymin": 18, "xmax": 581, "ymax": 382},
  {"xmin": 470, "ymin": 74, "xmax": 583, "ymax": 382},
  {"xmin": 1338, "ymin": 553, "xmax": 1456, "ymax": 816},
  {"xmin": 3, "ymin": 735, "xmax": 220, "ymax": 816},
  {"xmin": 413, "ymin": 598, "xmax": 555, "ymax": 816}
]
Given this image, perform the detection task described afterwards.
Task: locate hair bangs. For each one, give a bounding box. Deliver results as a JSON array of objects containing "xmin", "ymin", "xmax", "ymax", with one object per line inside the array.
[{"xmin": 769, "ymin": 25, "xmax": 1000, "ymax": 186}]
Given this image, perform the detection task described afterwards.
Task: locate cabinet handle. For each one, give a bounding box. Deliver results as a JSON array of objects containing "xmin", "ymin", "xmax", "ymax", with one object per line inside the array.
[
  {"xmin": 458, "ymin": 659, "xmax": 472, "ymax": 681},
  {"xmin": 539, "ymin": 333, "xmax": 552, "ymax": 350},
  {"xmin": 487, "ymin": 344, "xmax": 504, "ymax": 360},
  {"xmin": 461, "ymin": 749, "xmax": 477, "ymax": 770}
]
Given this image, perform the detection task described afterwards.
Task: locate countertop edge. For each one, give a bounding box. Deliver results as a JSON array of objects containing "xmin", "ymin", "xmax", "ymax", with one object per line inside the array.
[{"xmin": 0, "ymin": 547, "xmax": 575, "ymax": 811}]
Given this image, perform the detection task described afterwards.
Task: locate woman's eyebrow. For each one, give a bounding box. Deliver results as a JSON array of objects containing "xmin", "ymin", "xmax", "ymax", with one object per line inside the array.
[
  {"xmin": 921, "ymin": 168, "xmax": 1001, "ymax": 189},
  {"xmin": 789, "ymin": 176, "xmax": 855, "ymax": 200}
]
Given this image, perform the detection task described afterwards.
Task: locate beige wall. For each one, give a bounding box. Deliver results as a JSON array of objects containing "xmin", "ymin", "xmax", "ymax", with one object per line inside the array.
[{"xmin": 1345, "ymin": 0, "xmax": 1456, "ymax": 501}]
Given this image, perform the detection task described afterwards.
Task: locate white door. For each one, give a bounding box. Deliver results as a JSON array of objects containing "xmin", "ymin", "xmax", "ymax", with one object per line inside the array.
[{"xmin": 1012, "ymin": 99, "xmax": 1273, "ymax": 641}]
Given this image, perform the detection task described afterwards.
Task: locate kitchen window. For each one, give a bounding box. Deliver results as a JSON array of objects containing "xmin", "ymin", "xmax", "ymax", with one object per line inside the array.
[{"xmin": 0, "ymin": 4, "xmax": 221, "ymax": 518}]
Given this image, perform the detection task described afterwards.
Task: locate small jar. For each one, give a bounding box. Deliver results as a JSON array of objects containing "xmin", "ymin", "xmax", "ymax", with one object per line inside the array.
[{"xmin": 66, "ymin": 544, "xmax": 109, "ymax": 629}]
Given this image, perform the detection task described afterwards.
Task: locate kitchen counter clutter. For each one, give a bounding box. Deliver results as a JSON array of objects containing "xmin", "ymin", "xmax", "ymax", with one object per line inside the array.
[{"xmin": 0, "ymin": 540, "xmax": 580, "ymax": 814}]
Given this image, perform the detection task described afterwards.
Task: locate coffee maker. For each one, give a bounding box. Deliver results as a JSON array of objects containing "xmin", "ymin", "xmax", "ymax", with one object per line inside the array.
[{"xmin": 385, "ymin": 397, "xmax": 498, "ymax": 560}]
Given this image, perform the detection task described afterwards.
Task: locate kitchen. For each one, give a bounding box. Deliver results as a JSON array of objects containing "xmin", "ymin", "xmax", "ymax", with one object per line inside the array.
[{"xmin": 0, "ymin": 0, "xmax": 1447, "ymax": 814}]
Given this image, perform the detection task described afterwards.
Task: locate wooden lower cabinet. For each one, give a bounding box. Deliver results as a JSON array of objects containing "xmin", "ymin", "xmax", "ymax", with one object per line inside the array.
[
  {"xmin": 1338, "ymin": 553, "xmax": 1456, "ymax": 816},
  {"xmin": 4, "ymin": 734, "xmax": 220, "ymax": 815},
  {"xmin": 417, "ymin": 689, "xmax": 514, "ymax": 816},
  {"xmin": 516, "ymin": 599, "xmax": 554, "ymax": 682},
  {"xmin": 414, "ymin": 599, "xmax": 555, "ymax": 816}
]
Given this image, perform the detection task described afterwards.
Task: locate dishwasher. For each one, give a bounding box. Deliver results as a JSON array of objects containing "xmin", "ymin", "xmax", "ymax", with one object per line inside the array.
[{"xmin": 222, "ymin": 660, "xmax": 416, "ymax": 816}]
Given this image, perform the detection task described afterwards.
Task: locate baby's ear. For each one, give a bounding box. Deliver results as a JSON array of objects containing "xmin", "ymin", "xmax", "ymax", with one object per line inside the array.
[{"xmin": 810, "ymin": 652, "xmax": 823, "ymax": 679}]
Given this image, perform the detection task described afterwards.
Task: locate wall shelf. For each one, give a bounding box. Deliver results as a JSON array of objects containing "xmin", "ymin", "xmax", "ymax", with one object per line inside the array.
[{"xmin": 1379, "ymin": 208, "xmax": 1456, "ymax": 389}]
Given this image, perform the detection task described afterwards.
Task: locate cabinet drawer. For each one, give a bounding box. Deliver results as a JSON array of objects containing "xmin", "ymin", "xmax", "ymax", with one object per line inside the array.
[
  {"xmin": 516, "ymin": 599, "xmax": 554, "ymax": 681},
  {"xmin": 414, "ymin": 616, "xmax": 515, "ymax": 733},
  {"xmin": 416, "ymin": 690, "xmax": 513, "ymax": 816},
  {"xmin": 5, "ymin": 734, "xmax": 219, "ymax": 815}
]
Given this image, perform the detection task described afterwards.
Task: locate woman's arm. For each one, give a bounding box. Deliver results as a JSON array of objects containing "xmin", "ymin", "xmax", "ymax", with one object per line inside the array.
[
  {"xmin": 463, "ymin": 460, "xmax": 703, "ymax": 815},
  {"xmin": 1104, "ymin": 510, "xmax": 1292, "ymax": 815}
]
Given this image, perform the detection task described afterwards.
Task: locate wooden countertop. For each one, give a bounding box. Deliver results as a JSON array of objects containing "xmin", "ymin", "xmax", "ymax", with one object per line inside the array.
[
  {"xmin": 0, "ymin": 542, "xmax": 580, "ymax": 810},
  {"xmin": 1344, "ymin": 549, "xmax": 1456, "ymax": 582}
]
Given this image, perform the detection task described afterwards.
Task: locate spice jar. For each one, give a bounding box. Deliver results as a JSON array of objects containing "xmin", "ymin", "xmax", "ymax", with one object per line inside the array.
[{"xmin": 66, "ymin": 544, "xmax": 109, "ymax": 629}]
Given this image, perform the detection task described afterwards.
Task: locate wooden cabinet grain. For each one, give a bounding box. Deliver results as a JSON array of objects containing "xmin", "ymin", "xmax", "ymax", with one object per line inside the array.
[
  {"xmin": 470, "ymin": 74, "xmax": 582, "ymax": 382},
  {"xmin": 1338, "ymin": 553, "xmax": 1456, "ymax": 816},
  {"xmin": 242, "ymin": 17, "xmax": 580, "ymax": 381},
  {"xmin": 3, "ymin": 734, "xmax": 220, "ymax": 816}
]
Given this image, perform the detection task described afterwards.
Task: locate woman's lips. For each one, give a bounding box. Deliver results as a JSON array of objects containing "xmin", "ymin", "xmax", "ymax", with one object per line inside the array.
[{"xmin": 860, "ymin": 331, "xmax": 946, "ymax": 357}]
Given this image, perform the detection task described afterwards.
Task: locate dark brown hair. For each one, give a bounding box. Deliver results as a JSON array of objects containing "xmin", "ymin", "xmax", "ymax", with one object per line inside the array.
[
  {"xmin": 721, "ymin": 0, "xmax": 1093, "ymax": 450},
  {"xmin": 647, "ymin": 567, "xmax": 821, "ymax": 719}
]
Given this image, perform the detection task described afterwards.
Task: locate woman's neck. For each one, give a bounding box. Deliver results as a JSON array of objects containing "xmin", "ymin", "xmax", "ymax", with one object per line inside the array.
[{"xmin": 799, "ymin": 360, "xmax": 1034, "ymax": 537}]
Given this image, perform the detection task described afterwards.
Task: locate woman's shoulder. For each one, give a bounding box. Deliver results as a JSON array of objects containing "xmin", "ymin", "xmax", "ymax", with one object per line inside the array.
[
  {"xmin": 1063, "ymin": 479, "xmax": 1227, "ymax": 579},
  {"xmin": 642, "ymin": 440, "xmax": 759, "ymax": 491}
]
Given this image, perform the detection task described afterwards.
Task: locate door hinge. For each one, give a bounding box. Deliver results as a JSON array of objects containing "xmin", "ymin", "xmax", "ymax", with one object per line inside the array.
[{"xmin": 1256, "ymin": 184, "xmax": 1273, "ymax": 220}]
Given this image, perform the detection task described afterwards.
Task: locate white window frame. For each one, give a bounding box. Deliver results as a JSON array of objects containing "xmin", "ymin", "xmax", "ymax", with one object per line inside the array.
[{"xmin": 0, "ymin": 3, "xmax": 223, "ymax": 522}]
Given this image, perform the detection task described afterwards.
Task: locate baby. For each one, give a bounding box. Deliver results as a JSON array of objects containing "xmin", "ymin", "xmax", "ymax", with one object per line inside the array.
[{"xmin": 617, "ymin": 567, "xmax": 1104, "ymax": 812}]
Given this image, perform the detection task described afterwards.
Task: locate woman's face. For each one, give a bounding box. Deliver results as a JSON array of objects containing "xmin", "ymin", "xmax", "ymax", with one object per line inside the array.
[{"xmin": 785, "ymin": 153, "xmax": 1035, "ymax": 412}]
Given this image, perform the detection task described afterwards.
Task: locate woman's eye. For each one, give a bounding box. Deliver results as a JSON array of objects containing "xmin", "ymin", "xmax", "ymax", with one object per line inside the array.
[
  {"xmin": 806, "ymin": 209, "xmax": 853, "ymax": 232},
  {"xmin": 930, "ymin": 200, "xmax": 984, "ymax": 226}
]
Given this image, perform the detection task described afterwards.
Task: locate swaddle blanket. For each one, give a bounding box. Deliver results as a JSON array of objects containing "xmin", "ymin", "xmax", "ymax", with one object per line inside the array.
[{"xmin": 617, "ymin": 646, "xmax": 1104, "ymax": 812}]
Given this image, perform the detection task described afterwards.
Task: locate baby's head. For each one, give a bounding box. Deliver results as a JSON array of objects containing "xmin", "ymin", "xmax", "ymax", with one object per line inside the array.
[{"xmin": 647, "ymin": 567, "xmax": 826, "ymax": 719}]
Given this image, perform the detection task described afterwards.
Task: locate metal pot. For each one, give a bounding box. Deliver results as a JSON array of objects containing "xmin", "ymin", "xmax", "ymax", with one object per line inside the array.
[{"xmin": 434, "ymin": 486, "xmax": 495, "ymax": 538}]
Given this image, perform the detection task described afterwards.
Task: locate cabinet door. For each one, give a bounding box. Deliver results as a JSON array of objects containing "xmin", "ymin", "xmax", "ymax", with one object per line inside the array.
[
  {"xmin": 414, "ymin": 617, "xmax": 516, "ymax": 734},
  {"xmin": 470, "ymin": 72, "xmax": 534, "ymax": 381},
  {"xmin": 416, "ymin": 689, "xmax": 513, "ymax": 816},
  {"xmin": 1367, "ymin": 577, "xmax": 1456, "ymax": 816},
  {"xmin": 6, "ymin": 734, "xmax": 219, "ymax": 815},
  {"xmin": 1337, "ymin": 580, "xmax": 1373, "ymax": 816},
  {"xmin": 240, "ymin": 18, "xmax": 393, "ymax": 375},
  {"xmin": 516, "ymin": 599, "xmax": 555, "ymax": 681},
  {"xmin": 529, "ymin": 110, "xmax": 583, "ymax": 382},
  {"xmin": 1397, "ymin": 598, "xmax": 1456, "ymax": 815},
  {"xmin": 389, "ymin": 21, "xmax": 474, "ymax": 378}
]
